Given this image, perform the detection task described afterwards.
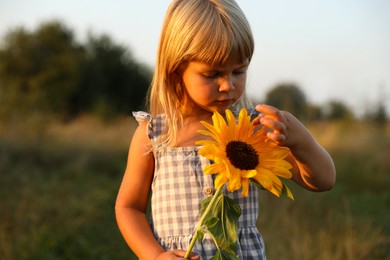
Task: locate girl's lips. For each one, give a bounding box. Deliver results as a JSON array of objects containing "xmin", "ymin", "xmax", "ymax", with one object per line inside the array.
[{"xmin": 215, "ymin": 99, "xmax": 235, "ymax": 106}]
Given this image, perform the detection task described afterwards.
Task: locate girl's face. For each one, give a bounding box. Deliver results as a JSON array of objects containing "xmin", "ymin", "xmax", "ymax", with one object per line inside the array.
[{"xmin": 180, "ymin": 53, "xmax": 249, "ymax": 115}]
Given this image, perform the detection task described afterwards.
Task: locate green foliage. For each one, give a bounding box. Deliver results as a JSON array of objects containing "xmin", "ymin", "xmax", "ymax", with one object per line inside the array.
[
  {"xmin": 251, "ymin": 179, "xmax": 294, "ymax": 200},
  {"xmin": 200, "ymin": 192, "xmax": 241, "ymax": 258},
  {"xmin": 210, "ymin": 250, "xmax": 239, "ymax": 260},
  {"xmin": 258, "ymin": 121, "xmax": 390, "ymax": 259},
  {"xmin": 305, "ymin": 103, "xmax": 324, "ymax": 122},
  {"xmin": 364, "ymin": 101, "xmax": 388, "ymax": 125},
  {"xmin": 325, "ymin": 100, "xmax": 354, "ymax": 121},
  {"xmin": 0, "ymin": 119, "xmax": 134, "ymax": 259},
  {"xmin": 0, "ymin": 118, "xmax": 389, "ymax": 259},
  {"xmin": 265, "ymin": 83, "xmax": 307, "ymax": 120},
  {"xmin": 262, "ymin": 84, "xmax": 364, "ymax": 122},
  {"xmin": 75, "ymin": 34, "xmax": 151, "ymax": 118},
  {"xmin": 0, "ymin": 20, "xmax": 152, "ymax": 120},
  {"xmin": 0, "ymin": 21, "xmax": 84, "ymax": 117}
]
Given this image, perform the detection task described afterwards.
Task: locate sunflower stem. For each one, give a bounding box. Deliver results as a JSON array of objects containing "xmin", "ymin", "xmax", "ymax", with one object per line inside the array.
[{"xmin": 184, "ymin": 186, "xmax": 224, "ymax": 259}]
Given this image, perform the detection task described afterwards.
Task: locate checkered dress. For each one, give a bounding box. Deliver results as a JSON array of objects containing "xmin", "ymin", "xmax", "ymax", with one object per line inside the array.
[{"xmin": 133, "ymin": 112, "xmax": 266, "ymax": 259}]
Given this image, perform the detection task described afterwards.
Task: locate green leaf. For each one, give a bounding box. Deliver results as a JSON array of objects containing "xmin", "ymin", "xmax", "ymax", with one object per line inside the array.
[
  {"xmin": 210, "ymin": 249, "xmax": 239, "ymax": 260},
  {"xmin": 196, "ymin": 228, "xmax": 205, "ymax": 243},
  {"xmin": 200, "ymin": 196, "xmax": 213, "ymax": 213},
  {"xmin": 281, "ymin": 181, "xmax": 294, "ymax": 200},
  {"xmin": 250, "ymin": 178, "xmax": 294, "ymax": 200},
  {"xmin": 249, "ymin": 179, "xmax": 266, "ymax": 191},
  {"xmin": 200, "ymin": 192, "xmax": 241, "ymax": 258}
]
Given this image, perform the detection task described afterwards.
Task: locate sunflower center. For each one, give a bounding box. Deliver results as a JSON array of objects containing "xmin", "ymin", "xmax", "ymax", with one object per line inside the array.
[{"xmin": 226, "ymin": 141, "xmax": 259, "ymax": 170}]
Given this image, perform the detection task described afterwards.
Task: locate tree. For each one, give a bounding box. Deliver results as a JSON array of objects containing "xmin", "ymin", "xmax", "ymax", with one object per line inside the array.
[
  {"xmin": 75, "ymin": 34, "xmax": 151, "ymax": 118},
  {"xmin": 0, "ymin": 21, "xmax": 85, "ymax": 118},
  {"xmin": 324, "ymin": 100, "xmax": 354, "ymax": 120},
  {"xmin": 365, "ymin": 101, "xmax": 387, "ymax": 125},
  {"xmin": 306, "ymin": 103, "xmax": 324, "ymax": 122},
  {"xmin": 265, "ymin": 83, "xmax": 307, "ymax": 120},
  {"xmin": 0, "ymin": 20, "xmax": 152, "ymax": 120}
]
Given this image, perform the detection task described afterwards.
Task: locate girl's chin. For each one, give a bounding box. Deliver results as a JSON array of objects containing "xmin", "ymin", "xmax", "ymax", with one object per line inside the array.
[
  {"xmin": 211, "ymin": 106, "xmax": 231, "ymax": 115},
  {"xmin": 213, "ymin": 101, "xmax": 236, "ymax": 112}
]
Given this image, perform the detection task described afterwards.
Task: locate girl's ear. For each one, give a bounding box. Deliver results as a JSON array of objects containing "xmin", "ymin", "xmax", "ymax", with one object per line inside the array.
[
  {"xmin": 172, "ymin": 62, "xmax": 187, "ymax": 84},
  {"xmin": 172, "ymin": 70, "xmax": 182, "ymax": 84}
]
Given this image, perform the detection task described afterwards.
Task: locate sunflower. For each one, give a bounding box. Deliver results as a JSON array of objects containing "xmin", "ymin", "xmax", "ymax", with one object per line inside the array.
[{"xmin": 196, "ymin": 108, "xmax": 293, "ymax": 198}]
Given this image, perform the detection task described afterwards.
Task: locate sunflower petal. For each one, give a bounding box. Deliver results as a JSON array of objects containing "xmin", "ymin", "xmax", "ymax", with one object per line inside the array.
[
  {"xmin": 197, "ymin": 129, "xmax": 220, "ymax": 143},
  {"xmin": 196, "ymin": 108, "xmax": 294, "ymax": 199},
  {"xmin": 241, "ymin": 179, "xmax": 250, "ymax": 197},
  {"xmin": 241, "ymin": 169, "xmax": 257, "ymax": 178},
  {"xmin": 201, "ymin": 122, "xmax": 227, "ymax": 143},
  {"xmin": 237, "ymin": 108, "xmax": 251, "ymax": 138},
  {"xmin": 212, "ymin": 111, "xmax": 227, "ymax": 134},
  {"xmin": 227, "ymin": 168, "xmax": 242, "ymax": 191},
  {"xmin": 198, "ymin": 145, "xmax": 225, "ymax": 160},
  {"xmin": 215, "ymin": 173, "xmax": 228, "ymax": 189},
  {"xmin": 225, "ymin": 109, "xmax": 237, "ymax": 138},
  {"xmin": 195, "ymin": 139, "xmax": 217, "ymax": 147},
  {"xmin": 281, "ymin": 181, "xmax": 294, "ymax": 200},
  {"xmin": 272, "ymin": 166, "xmax": 293, "ymax": 179},
  {"xmin": 268, "ymin": 186, "xmax": 282, "ymax": 197},
  {"xmin": 203, "ymin": 163, "xmax": 225, "ymax": 175}
]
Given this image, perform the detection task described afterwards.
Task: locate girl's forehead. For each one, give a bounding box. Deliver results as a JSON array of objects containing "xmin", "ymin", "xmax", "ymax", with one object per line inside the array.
[
  {"xmin": 223, "ymin": 52, "xmax": 250, "ymax": 66},
  {"xmin": 189, "ymin": 53, "xmax": 249, "ymax": 68},
  {"xmin": 191, "ymin": 56, "xmax": 250, "ymax": 69}
]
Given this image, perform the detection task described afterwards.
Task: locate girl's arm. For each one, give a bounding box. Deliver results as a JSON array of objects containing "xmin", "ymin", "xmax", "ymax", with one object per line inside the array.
[
  {"xmin": 115, "ymin": 121, "xmax": 162, "ymax": 258},
  {"xmin": 115, "ymin": 121, "xmax": 199, "ymax": 260},
  {"xmin": 254, "ymin": 104, "xmax": 336, "ymax": 191}
]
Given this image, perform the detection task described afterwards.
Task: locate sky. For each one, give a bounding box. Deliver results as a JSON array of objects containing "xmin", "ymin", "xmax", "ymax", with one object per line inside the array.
[{"xmin": 1, "ymin": 0, "xmax": 389, "ymax": 116}]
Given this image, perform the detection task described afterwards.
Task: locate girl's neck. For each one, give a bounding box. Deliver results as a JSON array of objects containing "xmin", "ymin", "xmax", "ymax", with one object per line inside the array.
[
  {"xmin": 172, "ymin": 107, "xmax": 213, "ymax": 147},
  {"xmin": 180, "ymin": 105, "xmax": 213, "ymax": 123}
]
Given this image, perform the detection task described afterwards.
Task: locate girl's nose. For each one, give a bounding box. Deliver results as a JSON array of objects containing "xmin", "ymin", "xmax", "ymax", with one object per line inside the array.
[{"xmin": 218, "ymin": 76, "xmax": 235, "ymax": 92}]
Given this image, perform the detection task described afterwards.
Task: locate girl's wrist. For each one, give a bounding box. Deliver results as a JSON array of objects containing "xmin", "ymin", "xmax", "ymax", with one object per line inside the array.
[{"xmin": 284, "ymin": 113, "xmax": 315, "ymax": 153}]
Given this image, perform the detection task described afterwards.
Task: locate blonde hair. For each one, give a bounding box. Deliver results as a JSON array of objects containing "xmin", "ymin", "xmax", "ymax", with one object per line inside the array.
[{"xmin": 148, "ymin": 0, "xmax": 254, "ymax": 147}]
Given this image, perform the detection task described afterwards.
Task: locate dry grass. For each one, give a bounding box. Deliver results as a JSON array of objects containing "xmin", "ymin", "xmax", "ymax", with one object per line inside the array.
[
  {"xmin": 0, "ymin": 117, "xmax": 389, "ymax": 259},
  {"xmin": 257, "ymin": 120, "xmax": 390, "ymax": 260}
]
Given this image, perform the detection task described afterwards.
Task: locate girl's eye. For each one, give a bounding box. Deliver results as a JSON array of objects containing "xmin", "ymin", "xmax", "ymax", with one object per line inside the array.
[
  {"xmin": 203, "ymin": 72, "xmax": 218, "ymax": 78},
  {"xmin": 233, "ymin": 70, "xmax": 246, "ymax": 75}
]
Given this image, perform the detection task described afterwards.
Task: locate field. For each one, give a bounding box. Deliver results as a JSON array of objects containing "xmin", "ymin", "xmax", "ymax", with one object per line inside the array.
[{"xmin": 0, "ymin": 116, "xmax": 389, "ymax": 259}]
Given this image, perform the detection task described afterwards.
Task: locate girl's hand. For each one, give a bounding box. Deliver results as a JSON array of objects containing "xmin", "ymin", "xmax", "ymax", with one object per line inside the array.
[
  {"xmin": 253, "ymin": 104, "xmax": 289, "ymax": 146},
  {"xmin": 253, "ymin": 104, "xmax": 336, "ymax": 191},
  {"xmin": 253, "ymin": 104, "xmax": 308, "ymax": 148},
  {"xmin": 156, "ymin": 250, "xmax": 200, "ymax": 259}
]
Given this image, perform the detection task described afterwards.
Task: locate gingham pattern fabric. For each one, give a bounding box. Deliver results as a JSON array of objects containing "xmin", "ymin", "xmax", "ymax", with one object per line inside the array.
[{"xmin": 133, "ymin": 111, "xmax": 266, "ymax": 259}]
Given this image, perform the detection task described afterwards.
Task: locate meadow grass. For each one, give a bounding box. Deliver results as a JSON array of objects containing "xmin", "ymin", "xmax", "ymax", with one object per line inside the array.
[{"xmin": 0, "ymin": 116, "xmax": 389, "ymax": 259}]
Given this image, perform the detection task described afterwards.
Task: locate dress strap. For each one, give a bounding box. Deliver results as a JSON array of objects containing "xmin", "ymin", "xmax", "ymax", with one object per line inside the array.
[
  {"xmin": 132, "ymin": 111, "xmax": 165, "ymax": 144},
  {"xmin": 132, "ymin": 111, "xmax": 153, "ymax": 140}
]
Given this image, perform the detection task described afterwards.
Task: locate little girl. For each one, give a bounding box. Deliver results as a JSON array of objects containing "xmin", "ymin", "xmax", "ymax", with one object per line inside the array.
[{"xmin": 115, "ymin": 0, "xmax": 336, "ymax": 259}]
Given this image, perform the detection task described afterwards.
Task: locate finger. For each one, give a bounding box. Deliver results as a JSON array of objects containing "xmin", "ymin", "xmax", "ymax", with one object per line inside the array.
[
  {"xmin": 267, "ymin": 131, "xmax": 287, "ymax": 145},
  {"xmin": 173, "ymin": 250, "xmax": 199, "ymax": 259},
  {"xmin": 256, "ymin": 104, "xmax": 286, "ymax": 122},
  {"xmin": 259, "ymin": 116, "xmax": 288, "ymax": 145},
  {"xmin": 252, "ymin": 112, "xmax": 264, "ymax": 126},
  {"xmin": 256, "ymin": 104, "xmax": 279, "ymax": 117},
  {"xmin": 172, "ymin": 250, "xmax": 186, "ymax": 257},
  {"xmin": 260, "ymin": 116, "xmax": 287, "ymax": 136}
]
